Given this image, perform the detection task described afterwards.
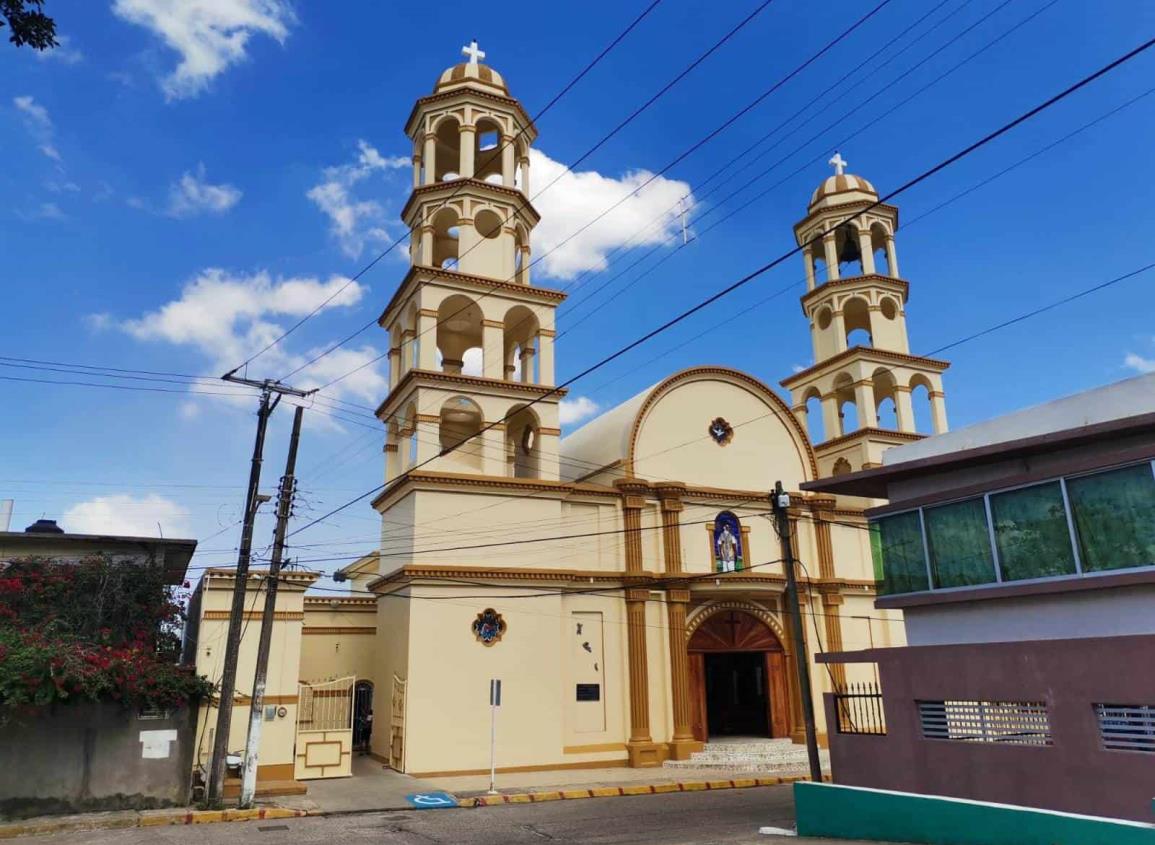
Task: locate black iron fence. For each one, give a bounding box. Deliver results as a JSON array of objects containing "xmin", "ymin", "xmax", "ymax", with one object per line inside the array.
[{"xmin": 834, "ymin": 682, "xmax": 887, "ymax": 735}]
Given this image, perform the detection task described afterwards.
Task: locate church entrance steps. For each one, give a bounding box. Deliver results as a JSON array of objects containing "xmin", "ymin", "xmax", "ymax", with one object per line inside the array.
[{"xmin": 664, "ymin": 738, "xmax": 831, "ymax": 773}]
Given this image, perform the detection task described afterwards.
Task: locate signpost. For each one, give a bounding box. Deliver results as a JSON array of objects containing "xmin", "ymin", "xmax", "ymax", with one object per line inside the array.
[{"xmin": 488, "ymin": 678, "xmax": 501, "ymax": 795}]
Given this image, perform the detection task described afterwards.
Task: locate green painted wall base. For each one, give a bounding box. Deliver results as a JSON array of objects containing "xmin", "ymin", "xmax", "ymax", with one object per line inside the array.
[{"xmin": 794, "ymin": 782, "xmax": 1155, "ymax": 845}]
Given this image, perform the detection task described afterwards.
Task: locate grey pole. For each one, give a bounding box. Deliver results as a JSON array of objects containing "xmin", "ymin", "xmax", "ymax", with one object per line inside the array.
[
  {"xmin": 239, "ymin": 405, "xmax": 304, "ymax": 808},
  {"xmin": 772, "ymin": 480, "xmax": 823, "ymax": 783},
  {"xmin": 205, "ymin": 386, "xmax": 275, "ymax": 805}
]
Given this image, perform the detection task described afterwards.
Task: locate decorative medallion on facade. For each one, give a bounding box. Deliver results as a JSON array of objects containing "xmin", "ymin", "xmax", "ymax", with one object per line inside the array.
[
  {"xmin": 708, "ymin": 417, "xmax": 734, "ymax": 446},
  {"xmin": 472, "ymin": 608, "xmax": 507, "ymax": 646}
]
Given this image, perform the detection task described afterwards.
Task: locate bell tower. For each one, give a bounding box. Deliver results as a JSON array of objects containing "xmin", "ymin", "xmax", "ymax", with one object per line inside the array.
[
  {"xmin": 376, "ymin": 42, "xmax": 566, "ymax": 484},
  {"xmin": 780, "ymin": 154, "xmax": 949, "ymax": 477}
]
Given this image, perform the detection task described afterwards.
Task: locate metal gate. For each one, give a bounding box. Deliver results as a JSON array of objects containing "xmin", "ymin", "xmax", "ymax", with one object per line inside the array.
[
  {"xmin": 389, "ymin": 674, "xmax": 406, "ymax": 771},
  {"xmin": 294, "ymin": 676, "xmax": 354, "ymax": 780}
]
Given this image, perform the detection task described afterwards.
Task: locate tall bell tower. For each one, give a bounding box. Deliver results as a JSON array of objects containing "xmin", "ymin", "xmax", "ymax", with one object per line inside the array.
[
  {"xmin": 376, "ymin": 42, "xmax": 566, "ymax": 484},
  {"xmin": 780, "ymin": 154, "xmax": 950, "ymax": 477}
]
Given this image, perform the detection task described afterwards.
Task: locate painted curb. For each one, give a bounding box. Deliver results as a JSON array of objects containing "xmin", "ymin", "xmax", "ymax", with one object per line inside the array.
[
  {"xmin": 0, "ymin": 806, "xmax": 309, "ymax": 839},
  {"xmin": 455, "ymin": 775, "xmax": 809, "ymax": 808}
]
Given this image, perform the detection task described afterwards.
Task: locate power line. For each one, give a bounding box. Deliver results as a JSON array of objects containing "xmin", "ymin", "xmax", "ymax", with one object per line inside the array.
[
  {"xmin": 225, "ymin": 0, "xmax": 669, "ymax": 376},
  {"xmin": 307, "ymin": 0, "xmax": 892, "ymax": 392},
  {"xmin": 286, "ymin": 35, "xmax": 1155, "ymax": 539}
]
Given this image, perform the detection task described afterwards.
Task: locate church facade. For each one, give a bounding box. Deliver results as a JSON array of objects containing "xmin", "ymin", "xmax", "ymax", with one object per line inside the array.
[{"xmin": 299, "ymin": 48, "xmax": 949, "ymax": 779}]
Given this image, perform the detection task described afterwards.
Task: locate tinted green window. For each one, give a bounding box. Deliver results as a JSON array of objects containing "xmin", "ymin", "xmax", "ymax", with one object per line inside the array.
[
  {"xmin": 924, "ymin": 497, "xmax": 996, "ymax": 588},
  {"xmin": 989, "ymin": 482, "xmax": 1076, "ymax": 581},
  {"xmin": 875, "ymin": 511, "xmax": 929, "ymax": 594},
  {"xmin": 1067, "ymin": 463, "xmax": 1155, "ymax": 572}
]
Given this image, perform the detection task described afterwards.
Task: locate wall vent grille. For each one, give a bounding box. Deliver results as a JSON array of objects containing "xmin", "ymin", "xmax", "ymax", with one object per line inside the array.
[
  {"xmin": 918, "ymin": 700, "xmax": 1051, "ymax": 746},
  {"xmin": 1095, "ymin": 704, "xmax": 1155, "ymax": 752}
]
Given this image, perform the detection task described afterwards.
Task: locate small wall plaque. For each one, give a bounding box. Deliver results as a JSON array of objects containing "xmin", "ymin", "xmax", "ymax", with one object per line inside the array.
[{"xmin": 576, "ymin": 683, "xmax": 601, "ymax": 702}]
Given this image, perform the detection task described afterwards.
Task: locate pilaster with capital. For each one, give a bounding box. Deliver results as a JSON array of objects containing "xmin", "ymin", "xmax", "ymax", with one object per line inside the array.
[{"xmin": 615, "ymin": 479, "xmax": 664, "ymax": 766}]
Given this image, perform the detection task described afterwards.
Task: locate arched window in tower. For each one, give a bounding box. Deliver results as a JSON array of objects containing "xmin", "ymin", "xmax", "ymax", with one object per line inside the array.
[
  {"xmin": 712, "ymin": 511, "xmax": 744, "ymax": 572},
  {"xmin": 436, "ymin": 294, "xmax": 483, "ymax": 376},
  {"xmin": 833, "ymin": 372, "xmax": 858, "ymax": 436},
  {"xmin": 399, "ymin": 400, "xmax": 418, "ymax": 469},
  {"xmin": 809, "ymin": 242, "xmax": 829, "ymax": 285},
  {"xmin": 474, "ymin": 117, "xmax": 504, "ymax": 184},
  {"xmin": 503, "ymin": 305, "xmax": 539, "ymax": 383},
  {"xmin": 872, "ymin": 367, "xmax": 898, "ymax": 429},
  {"xmin": 843, "ymin": 296, "xmax": 872, "ymax": 348},
  {"xmin": 434, "ymin": 116, "xmax": 462, "ymax": 182},
  {"xmin": 910, "ymin": 374, "xmax": 934, "ymax": 434},
  {"xmin": 439, "ymin": 396, "xmax": 484, "ymax": 472},
  {"xmin": 835, "ymin": 224, "xmax": 864, "ymax": 277},
  {"xmin": 870, "ymin": 222, "xmax": 892, "ymax": 277},
  {"xmin": 432, "ymin": 207, "xmax": 461, "ymax": 269},
  {"xmin": 803, "ymin": 387, "xmax": 825, "ymax": 443},
  {"xmin": 505, "ymin": 404, "xmax": 541, "ymax": 479}
]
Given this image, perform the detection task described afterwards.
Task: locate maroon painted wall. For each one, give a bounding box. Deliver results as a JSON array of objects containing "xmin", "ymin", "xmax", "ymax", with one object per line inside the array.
[{"xmin": 824, "ymin": 634, "xmax": 1155, "ymax": 822}]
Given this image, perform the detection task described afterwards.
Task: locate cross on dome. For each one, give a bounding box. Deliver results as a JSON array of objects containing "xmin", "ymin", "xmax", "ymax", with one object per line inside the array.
[
  {"xmin": 828, "ymin": 152, "xmax": 848, "ymax": 176},
  {"xmin": 462, "ymin": 39, "xmax": 485, "ymax": 65}
]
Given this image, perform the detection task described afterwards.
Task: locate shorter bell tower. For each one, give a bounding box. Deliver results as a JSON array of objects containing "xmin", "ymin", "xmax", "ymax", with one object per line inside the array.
[{"xmin": 781, "ymin": 154, "xmax": 949, "ymax": 477}]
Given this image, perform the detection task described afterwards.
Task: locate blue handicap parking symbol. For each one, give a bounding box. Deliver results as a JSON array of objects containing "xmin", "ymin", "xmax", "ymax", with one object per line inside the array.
[{"xmin": 405, "ymin": 791, "xmax": 459, "ymax": 809}]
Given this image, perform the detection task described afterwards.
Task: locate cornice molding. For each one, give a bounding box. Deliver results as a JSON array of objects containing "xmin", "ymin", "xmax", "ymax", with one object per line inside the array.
[
  {"xmin": 376, "ymin": 369, "xmax": 568, "ymax": 420},
  {"xmin": 378, "ymin": 265, "xmax": 565, "ymax": 329},
  {"xmin": 400, "ymin": 178, "xmax": 541, "ymax": 226},
  {"xmin": 780, "ymin": 345, "xmax": 950, "ymax": 388},
  {"xmin": 370, "ymin": 470, "xmax": 619, "ymax": 512},
  {"xmin": 404, "ymin": 88, "xmax": 536, "ymax": 141},
  {"xmin": 800, "ymin": 274, "xmax": 909, "ymax": 310},
  {"xmin": 815, "ymin": 426, "xmax": 926, "ymax": 452}
]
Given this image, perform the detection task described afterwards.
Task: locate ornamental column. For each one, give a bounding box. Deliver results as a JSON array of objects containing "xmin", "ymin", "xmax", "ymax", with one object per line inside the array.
[
  {"xmin": 822, "ymin": 231, "xmax": 839, "ymax": 282},
  {"xmin": 856, "ymin": 228, "xmax": 876, "ymax": 275},
  {"xmin": 655, "ymin": 483, "xmax": 699, "ymax": 759},
  {"xmin": 616, "ymin": 478, "xmax": 663, "ymax": 767}
]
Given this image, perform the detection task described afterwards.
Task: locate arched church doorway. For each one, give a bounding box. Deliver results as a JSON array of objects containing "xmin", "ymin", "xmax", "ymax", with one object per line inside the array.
[{"xmin": 688, "ymin": 610, "xmax": 789, "ymax": 741}]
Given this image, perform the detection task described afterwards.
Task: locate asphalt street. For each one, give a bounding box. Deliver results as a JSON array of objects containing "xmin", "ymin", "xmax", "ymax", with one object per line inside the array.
[{"xmin": 19, "ymin": 787, "xmax": 803, "ymax": 844}]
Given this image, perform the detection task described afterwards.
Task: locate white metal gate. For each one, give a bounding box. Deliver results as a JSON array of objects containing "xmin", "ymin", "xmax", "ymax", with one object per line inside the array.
[{"xmin": 294, "ymin": 676, "xmax": 355, "ymax": 780}]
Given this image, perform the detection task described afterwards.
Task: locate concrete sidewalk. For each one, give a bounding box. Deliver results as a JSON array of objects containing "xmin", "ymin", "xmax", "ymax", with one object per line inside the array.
[{"xmin": 269, "ymin": 755, "xmax": 433, "ymax": 813}]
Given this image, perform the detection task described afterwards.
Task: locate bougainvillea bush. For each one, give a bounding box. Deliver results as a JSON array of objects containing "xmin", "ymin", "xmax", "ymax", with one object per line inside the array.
[{"xmin": 0, "ymin": 556, "xmax": 212, "ymax": 714}]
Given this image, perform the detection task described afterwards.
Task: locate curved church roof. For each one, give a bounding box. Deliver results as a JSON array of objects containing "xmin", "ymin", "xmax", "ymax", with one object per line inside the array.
[
  {"xmin": 560, "ymin": 367, "xmax": 817, "ymax": 485},
  {"xmin": 435, "ymin": 62, "xmax": 509, "ymax": 95}
]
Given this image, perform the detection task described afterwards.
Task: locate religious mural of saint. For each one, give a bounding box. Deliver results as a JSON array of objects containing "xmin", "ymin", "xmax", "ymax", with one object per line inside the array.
[{"xmin": 713, "ymin": 511, "xmax": 744, "ymax": 572}]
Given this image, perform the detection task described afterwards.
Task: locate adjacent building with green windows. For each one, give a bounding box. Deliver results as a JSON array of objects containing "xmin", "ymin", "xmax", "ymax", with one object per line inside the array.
[{"xmin": 802, "ymin": 371, "xmax": 1155, "ymax": 824}]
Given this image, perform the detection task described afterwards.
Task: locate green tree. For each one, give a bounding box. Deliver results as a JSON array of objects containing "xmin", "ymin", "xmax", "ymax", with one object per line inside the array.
[{"xmin": 2, "ymin": 0, "xmax": 56, "ymax": 50}]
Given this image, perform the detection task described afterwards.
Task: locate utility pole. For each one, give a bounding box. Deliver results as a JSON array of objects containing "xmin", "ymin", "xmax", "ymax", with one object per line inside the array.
[
  {"xmin": 239, "ymin": 405, "xmax": 304, "ymax": 808},
  {"xmin": 771, "ymin": 480, "xmax": 823, "ymax": 783},
  {"xmin": 206, "ymin": 376, "xmax": 311, "ymax": 806}
]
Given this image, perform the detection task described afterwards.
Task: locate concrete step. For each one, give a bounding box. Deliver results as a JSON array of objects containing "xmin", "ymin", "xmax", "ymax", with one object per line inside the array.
[{"xmin": 663, "ymin": 739, "xmax": 829, "ymax": 774}]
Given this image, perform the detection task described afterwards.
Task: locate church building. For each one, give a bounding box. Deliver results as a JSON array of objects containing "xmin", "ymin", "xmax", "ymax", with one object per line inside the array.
[{"xmin": 189, "ymin": 44, "xmax": 952, "ymax": 787}]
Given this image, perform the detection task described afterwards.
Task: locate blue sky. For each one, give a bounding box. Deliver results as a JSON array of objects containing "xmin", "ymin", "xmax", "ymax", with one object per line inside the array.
[{"xmin": 4, "ymin": 0, "xmax": 1155, "ymax": 578}]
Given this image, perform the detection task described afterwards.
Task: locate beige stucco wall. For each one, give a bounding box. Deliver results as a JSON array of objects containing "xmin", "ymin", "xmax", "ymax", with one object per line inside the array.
[
  {"xmin": 300, "ymin": 599, "xmax": 378, "ymax": 685},
  {"xmin": 190, "ymin": 571, "xmax": 316, "ymax": 780}
]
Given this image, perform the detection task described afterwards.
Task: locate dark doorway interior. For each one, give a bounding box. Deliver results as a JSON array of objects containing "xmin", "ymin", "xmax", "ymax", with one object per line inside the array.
[{"xmin": 704, "ymin": 651, "xmax": 769, "ymax": 737}]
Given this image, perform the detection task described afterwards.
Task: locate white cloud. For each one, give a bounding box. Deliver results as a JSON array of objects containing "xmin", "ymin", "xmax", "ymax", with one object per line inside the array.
[
  {"xmin": 529, "ymin": 149, "xmax": 694, "ymax": 280},
  {"xmin": 167, "ymin": 164, "xmax": 242, "ymax": 217},
  {"xmin": 13, "ymin": 95, "xmax": 61, "ymax": 162},
  {"xmin": 308, "ymin": 140, "xmax": 409, "ymax": 258},
  {"xmin": 112, "ymin": 0, "xmax": 294, "ymax": 100},
  {"xmin": 17, "ymin": 201, "xmax": 66, "ymax": 222},
  {"xmin": 35, "ymin": 35, "xmax": 84, "ymax": 64},
  {"xmin": 63, "ymin": 494, "xmax": 191, "ymax": 538},
  {"xmin": 1124, "ymin": 353, "xmax": 1155, "ymax": 374},
  {"xmin": 103, "ymin": 268, "xmax": 386, "ymax": 417},
  {"xmin": 559, "ymin": 396, "xmax": 600, "ymax": 426}
]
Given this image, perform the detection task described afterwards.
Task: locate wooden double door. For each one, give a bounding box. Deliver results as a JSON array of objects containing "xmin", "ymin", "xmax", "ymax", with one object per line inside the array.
[{"xmin": 688, "ymin": 610, "xmax": 790, "ymax": 741}]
